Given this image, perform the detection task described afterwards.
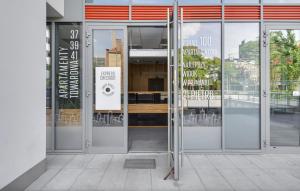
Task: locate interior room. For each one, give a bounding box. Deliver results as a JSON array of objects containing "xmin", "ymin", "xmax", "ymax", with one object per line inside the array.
[{"xmin": 127, "ymin": 26, "xmax": 168, "ymax": 152}]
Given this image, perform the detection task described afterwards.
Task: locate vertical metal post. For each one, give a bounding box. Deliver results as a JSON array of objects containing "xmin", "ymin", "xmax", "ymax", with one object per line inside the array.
[
  {"xmin": 51, "ymin": 22, "xmax": 56, "ymax": 151},
  {"xmin": 180, "ymin": 7, "xmax": 184, "ymax": 167},
  {"xmin": 173, "ymin": 0, "xmax": 179, "ymax": 181},
  {"xmin": 129, "ymin": 0, "xmax": 132, "ymax": 21},
  {"xmin": 167, "ymin": 8, "xmax": 171, "ymax": 167},
  {"xmin": 124, "ymin": 27, "xmax": 129, "ymax": 153},
  {"xmin": 221, "ymin": 0, "xmax": 225, "ymax": 151},
  {"xmin": 260, "ymin": 0, "xmax": 266, "ymax": 152}
]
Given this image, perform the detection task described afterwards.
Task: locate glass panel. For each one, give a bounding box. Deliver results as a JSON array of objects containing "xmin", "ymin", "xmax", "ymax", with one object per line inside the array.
[
  {"xmin": 179, "ymin": 0, "xmax": 220, "ymax": 4},
  {"xmin": 132, "ymin": 0, "xmax": 173, "ymax": 5},
  {"xmin": 224, "ymin": 23, "xmax": 260, "ymax": 149},
  {"xmin": 86, "ymin": 0, "xmax": 129, "ymax": 4},
  {"xmin": 92, "ymin": 30, "xmax": 125, "ymax": 148},
  {"xmin": 270, "ymin": 29, "xmax": 300, "ymax": 147},
  {"xmin": 182, "ymin": 23, "xmax": 222, "ymax": 150},
  {"xmin": 264, "ymin": 0, "xmax": 300, "ymax": 3},
  {"xmin": 55, "ymin": 23, "xmax": 82, "ymax": 150},
  {"xmin": 224, "ymin": 0, "xmax": 259, "ymax": 3},
  {"xmin": 46, "ymin": 24, "xmax": 52, "ymax": 150}
]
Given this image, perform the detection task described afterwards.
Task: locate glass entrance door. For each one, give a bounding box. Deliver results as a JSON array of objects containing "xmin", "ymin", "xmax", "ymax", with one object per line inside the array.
[
  {"xmin": 166, "ymin": 5, "xmax": 181, "ymax": 180},
  {"xmin": 86, "ymin": 26, "xmax": 128, "ymax": 153},
  {"xmin": 266, "ymin": 25, "xmax": 300, "ymax": 151}
]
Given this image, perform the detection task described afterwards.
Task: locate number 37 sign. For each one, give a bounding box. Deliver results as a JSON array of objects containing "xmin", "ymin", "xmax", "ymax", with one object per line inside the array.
[{"xmin": 95, "ymin": 67, "xmax": 121, "ymax": 110}]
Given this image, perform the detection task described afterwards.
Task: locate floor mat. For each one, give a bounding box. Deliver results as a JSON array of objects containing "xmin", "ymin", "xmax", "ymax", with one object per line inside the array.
[{"xmin": 124, "ymin": 159, "xmax": 156, "ymax": 169}]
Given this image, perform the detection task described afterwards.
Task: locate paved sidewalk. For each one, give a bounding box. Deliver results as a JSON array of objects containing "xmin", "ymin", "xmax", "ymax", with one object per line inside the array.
[{"xmin": 26, "ymin": 153, "xmax": 300, "ymax": 191}]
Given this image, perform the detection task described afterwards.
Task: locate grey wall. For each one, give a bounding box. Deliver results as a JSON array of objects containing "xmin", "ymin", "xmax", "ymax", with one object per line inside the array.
[
  {"xmin": 48, "ymin": 0, "xmax": 84, "ymax": 22},
  {"xmin": 0, "ymin": 0, "xmax": 46, "ymax": 189},
  {"xmin": 47, "ymin": 0, "xmax": 65, "ymax": 17}
]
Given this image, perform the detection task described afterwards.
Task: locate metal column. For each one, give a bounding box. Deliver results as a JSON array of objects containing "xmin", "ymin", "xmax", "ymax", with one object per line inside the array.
[{"xmin": 173, "ymin": 0, "xmax": 179, "ymax": 181}]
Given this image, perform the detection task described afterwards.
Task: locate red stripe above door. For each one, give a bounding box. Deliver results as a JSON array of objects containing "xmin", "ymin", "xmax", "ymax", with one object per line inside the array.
[
  {"xmin": 180, "ymin": 6, "xmax": 222, "ymax": 20},
  {"xmin": 85, "ymin": 5, "xmax": 300, "ymax": 21},
  {"xmin": 131, "ymin": 6, "xmax": 172, "ymax": 20},
  {"xmin": 264, "ymin": 6, "xmax": 300, "ymax": 20},
  {"xmin": 225, "ymin": 6, "xmax": 260, "ymax": 20},
  {"xmin": 85, "ymin": 5, "xmax": 129, "ymax": 20}
]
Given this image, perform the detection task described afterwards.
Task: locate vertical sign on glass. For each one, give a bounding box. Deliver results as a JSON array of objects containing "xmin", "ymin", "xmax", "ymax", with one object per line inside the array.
[
  {"xmin": 55, "ymin": 23, "xmax": 82, "ymax": 150},
  {"xmin": 182, "ymin": 23, "xmax": 222, "ymax": 150}
]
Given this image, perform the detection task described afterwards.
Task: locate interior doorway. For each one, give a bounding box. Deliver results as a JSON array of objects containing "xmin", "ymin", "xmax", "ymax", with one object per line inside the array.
[{"xmin": 127, "ymin": 26, "xmax": 168, "ymax": 152}]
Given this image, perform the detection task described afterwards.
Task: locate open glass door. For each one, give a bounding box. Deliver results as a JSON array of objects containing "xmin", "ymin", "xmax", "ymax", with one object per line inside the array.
[
  {"xmin": 86, "ymin": 26, "xmax": 128, "ymax": 153},
  {"xmin": 165, "ymin": 4, "xmax": 181, "ymax": 180},
  {"xmin": 266, "ymin": 24, "xmax": 300, "ymax": 153}
]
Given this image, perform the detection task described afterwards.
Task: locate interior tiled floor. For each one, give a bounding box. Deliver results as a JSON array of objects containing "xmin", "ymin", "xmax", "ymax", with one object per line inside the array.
[
  {"xmin": 128, "ymin": 128, "xmax": 168, "ymax": 152},
  {"xmin": 26, "ymin": 153, "xmax": 300, "ymax": 191}
]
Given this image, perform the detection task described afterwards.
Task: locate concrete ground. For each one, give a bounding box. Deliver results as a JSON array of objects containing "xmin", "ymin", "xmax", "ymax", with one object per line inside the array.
[{"xmin": 26, "ymin": 153, "xmax": 300, "ymax": 191}]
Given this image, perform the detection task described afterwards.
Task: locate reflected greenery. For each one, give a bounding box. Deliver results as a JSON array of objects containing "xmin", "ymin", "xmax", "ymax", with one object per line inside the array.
[
  {"xmin": 270, "ymin": 29, "xmax": 300, "ymax": 147},
  {"xmin": 182, "ymin": 45, "xmax": 221, "ymax": 91},
  {"xmin": 224, "ymin": 38, "xmax": 260, "ymax": 92},
  {"xmin": 270, "ymin": 30, "xmax": 300, "ymax": 92}
]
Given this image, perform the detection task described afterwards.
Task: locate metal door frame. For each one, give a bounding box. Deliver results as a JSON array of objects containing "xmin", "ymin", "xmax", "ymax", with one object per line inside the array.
[
  {"xmin": 85, "ymin": 25, "xmax": 128, "ymax": 153},
  {"xmin": 166, "ymin": 2, "xmax": 180, "ymax": 180},
  {"xmin": 264, "ymin": 23, "xmax": 300, "ymax": 153},
  {"xmin": 85, "ymin": 11, "xmax": 181, "ymax": 178}
]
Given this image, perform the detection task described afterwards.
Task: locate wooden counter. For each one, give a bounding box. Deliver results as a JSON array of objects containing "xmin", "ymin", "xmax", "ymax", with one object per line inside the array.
[
  {"xmin": 128, "ymin": 91, "xmax": 167, "ymax": 94},
  {"xmin": 128, "ymin": 104, "xmax": 168, "ymax": 114}
]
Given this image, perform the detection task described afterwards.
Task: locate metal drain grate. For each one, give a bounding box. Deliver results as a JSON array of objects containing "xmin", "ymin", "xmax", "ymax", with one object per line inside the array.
[{"xmin": 124, "ymin": 159, "xmax": 156, "ymax": 169}]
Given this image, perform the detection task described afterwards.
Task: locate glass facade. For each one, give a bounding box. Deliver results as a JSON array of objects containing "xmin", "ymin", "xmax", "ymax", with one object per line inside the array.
[
  {"xmin": 224, "ymin": 23, "xmax": 260, "ymax": 149},
  {"xmin": 55, "ymin": 23, "xmax": 82, "ymax": 150},
  {"xmin": 46, "ymin": 1, "xmax": 300, "ymax": 153}
]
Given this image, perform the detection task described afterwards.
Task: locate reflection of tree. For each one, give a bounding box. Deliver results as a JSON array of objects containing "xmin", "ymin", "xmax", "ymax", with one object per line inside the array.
[
  {"xmin": 225, "ymin": 38, "xmax": 259, "ymax": 92},
  {"xmin": 182, "ymin": 46, "xmax": 221, "ymax": 91},
  {"xmin": 270, "ymin": 30, "xmax": 300, "ymax": 92},
  {"xmin": 224, "ymin": 62, "xmax": 242, "ymax": 91},
  {"xmin": 239, "ymin": 38, "xmax": 259, "ymax": 63}
]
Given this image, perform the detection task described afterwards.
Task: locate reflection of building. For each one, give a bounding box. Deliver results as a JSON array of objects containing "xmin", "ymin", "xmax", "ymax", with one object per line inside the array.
[
  {"xmin": 93, "ymin": 32, "xmax": 124, "ymax": 68},
  {"xmin": 105, "ymin": 32, "xmax": 123, "ymax": 67},
  {"xmin": 93, "ymin": 57, "xmax": 105, "ymax": 67}
]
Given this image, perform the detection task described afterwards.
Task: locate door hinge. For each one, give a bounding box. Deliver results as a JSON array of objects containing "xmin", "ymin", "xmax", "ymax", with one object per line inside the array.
[
  {"xmin": 85, "ymin": 140, "xmax": 91, "ymax": 148},
  {"xmin": 86, "ymin": 41, "xmax": 91, "ymax": 47},
  {"xmin": 263, "ymin": 31, "xmax": 267, "ymax": 48},
  {"xmin": 86, "ymin": 31, "xmax": 91, "ymax": 38},
  {"xmin": 263, "ymin": 90, "xmax": 267, "ymax": 98},
  {"xmin": 86, "ymin": 31, "xmax": 91, "ymax": 47},
  {"xmin": 86, "ymin": 90, "xmax": 91, "ymax": 97}
]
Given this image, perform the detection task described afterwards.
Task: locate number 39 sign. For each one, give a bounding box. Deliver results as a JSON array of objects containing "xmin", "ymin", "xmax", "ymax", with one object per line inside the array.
[{"xmin": 95, "ymin": 67, "xmax": 121, "ymax": 110}]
